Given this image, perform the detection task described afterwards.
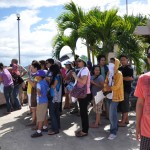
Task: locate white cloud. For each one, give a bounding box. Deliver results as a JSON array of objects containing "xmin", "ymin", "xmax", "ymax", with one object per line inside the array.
[
  {"xmin": 0, "ymin": 9, "xmax": 57, "ymax": 66},
  {"xmin": 0, "ymin": 0, "xmax": 150, "ymax": 66}
]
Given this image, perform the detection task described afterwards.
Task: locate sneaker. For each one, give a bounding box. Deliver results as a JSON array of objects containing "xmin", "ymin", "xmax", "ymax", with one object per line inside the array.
[
  {"xmin": 108, "ymin": 134, "xmax": 117, "ymax": 140},
  {"xmin": 31, "ymin": 132, "xmax": 42, "ymax": 138},
  {"xmin": 70, "ymin": 109, "xmax": 78, "ymax": 114},
  {"xmin": 42, "ymin": 128, "xmax": 48, "ymax": 132}
]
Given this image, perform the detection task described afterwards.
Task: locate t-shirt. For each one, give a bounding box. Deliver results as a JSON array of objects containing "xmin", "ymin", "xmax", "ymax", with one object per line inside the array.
[
  {"xmin": 0, "ymin": 68, "xmax": 13, "ymax": 87},
  {"xmin": 119, "ymin": 65, "xmax": 133, "ymax": 93},
  {"xmin": 36, "ymin": 80, "xmax": 49, "ymax": 104},
  {"xmin": 50, "ymin": 75, "xmax": 62, "ymax": 103},
  {"xmin": 27, "ymin": 77, "xmax": 37, "ymax": 94},
  {"xmin": 134, "ymin": 72, "xmax": 150, "ymax": 138},
  {"xmin": 101, "ymin": 67, "xmax": 106, "ymax": 80},
  {"xmin": 91, "ymin": 75, "xmax": 104, "ymax": 96},
  {"xmin": 77, "ymin": 67, "xmax": 91, "ymax": 94}
]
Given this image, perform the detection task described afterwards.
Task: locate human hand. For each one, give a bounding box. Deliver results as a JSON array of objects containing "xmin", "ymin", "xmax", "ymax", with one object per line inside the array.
[
  {"xmin": 106, "ymin": 85, "xmax": 111, "ymax": 91},
  {"xmin": 72, "ymin": 72, "xmax": 77, "ymax": 80},
  {"xmin": 136, "ymin": 125, "xmax": 141, "ymax": 141}
]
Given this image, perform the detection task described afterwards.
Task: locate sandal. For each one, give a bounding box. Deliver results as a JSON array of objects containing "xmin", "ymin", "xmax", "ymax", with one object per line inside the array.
[
  {"xmin": 89, "ymin": 124, "xmax": 99, "ymax": 128},
  {"xmin": 75, "ymin": 131, "xmax": 88, "ymax": 137},
  {"xmin": 48, "ymin": 131, "xmax": 59, "ymax": 135},
  {"xmin": 118, "ymin": 122, "xmax": 126, "ymax": 127}
]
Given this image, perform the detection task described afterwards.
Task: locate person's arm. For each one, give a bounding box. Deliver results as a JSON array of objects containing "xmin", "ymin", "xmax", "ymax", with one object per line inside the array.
[
  {"xmin": 123, "ymin": 76, "xmax": 134, "ymax": 81},
  {"xmin": 111, "ymin": 73, "xmax": 122, "ymax": 91},
  {"xmin": 72, "ymin": 72, "xmax": 87, "ymax": 85},
  {"xmin": 51, "ymin": 79, "xmax": 58, "ymax": 89},
  {"xmin": 27, "ymin": 78, "xmax": 37, "ymax": 87},
  {"xmin": 136, "ymin": 97, "xmax": 144, "ymax": 141},
  {"xmin": 0, "ymin": 76, "xmax": 3, "ymax": 82},
  {"xmin": 19, "ymin": 66, "xmax": 27, "ymax": 77},
  {"xmin": 37, "ymin": 88, "xmax": 42, "ymax": 97},
  {"xmin": 123, "ymin": 67, "xmax": 134, "ymax": 81}
]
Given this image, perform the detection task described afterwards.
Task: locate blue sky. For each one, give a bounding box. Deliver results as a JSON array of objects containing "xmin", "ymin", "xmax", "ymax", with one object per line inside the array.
[{"xmin": 0, "ymin": 0, "xmax": 149, "ymax": 66}]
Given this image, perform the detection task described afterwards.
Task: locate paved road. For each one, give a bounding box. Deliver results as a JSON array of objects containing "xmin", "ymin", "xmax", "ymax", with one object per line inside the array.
[{"xmin": 0, "ymin": 104, "xmax": 140, "ymax": 150}]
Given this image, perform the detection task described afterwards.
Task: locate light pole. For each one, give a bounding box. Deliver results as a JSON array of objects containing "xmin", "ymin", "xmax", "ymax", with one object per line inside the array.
[
  {"xmin": 16, "ymin": 13, "xmax": 21, "ymax": 64},
  {"xmin": 126, "ymin": 0, "xmax": 128, "ymax": 15}
]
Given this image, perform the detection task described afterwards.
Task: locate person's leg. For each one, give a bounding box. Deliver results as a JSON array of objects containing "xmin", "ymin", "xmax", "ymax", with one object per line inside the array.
[
  {"xmin": 12, "ymin": 85, "xmax": 21, "ymax": 110},
  {"xmin": 140, "ymin": 136, "xmax": 150, "ymax": 150},
  {"xmin": 4, "ymin": 85, "xmax": 13, "ymax": 113},
  {"xmin": 109, "ymin": 101, "xmax": 119, "ymax": 135},
  {"xmin": 64, "ymin": 93, "xmax": 70, "ymax": 109},
  {"xmin": 48, "ymin": 101, "xmax": 59, "ymax": 134},
  {"xmin": 119, "ymin": 92, "xmax": 130, "ymax": 126},
  {"xmin": 78, "ymin": 95, "xmax": 89, "ymax": 133},
  {"xmin": 55, "ymin": 102, "xmax": 60, "ymax": 129},
  {"xmin": 32, "ymin": 107, "xmax": 37, "ymax": 123}
]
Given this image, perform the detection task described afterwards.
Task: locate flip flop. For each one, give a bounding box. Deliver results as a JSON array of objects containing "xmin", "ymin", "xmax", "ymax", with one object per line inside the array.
[
  {"xmin": 48, "ymin": 131, "xmax": 59, "ymax": 135},
  {"xmin": 76, "ymin": 131, "xmax": 88, "ymax": 137},
  {"xmin": 89, "ymin": 124, "xmax": 99, "ymax": 128},
  {"xmin": 118, "ymin": 123, "xmax": 126, "ymax": 127}
]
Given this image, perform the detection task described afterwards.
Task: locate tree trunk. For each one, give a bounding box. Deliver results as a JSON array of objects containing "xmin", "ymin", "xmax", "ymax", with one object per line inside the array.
[
  {"xmin": 86, "ymin": 40, "xmax": 91, "ymax": 61},
  {"xmin": 72, "ymin": 49, "xmax": 76, "ymax": 60},
  {"xmin": 92, "ymin": 48, "xmax": 95, "ymax": 65}
]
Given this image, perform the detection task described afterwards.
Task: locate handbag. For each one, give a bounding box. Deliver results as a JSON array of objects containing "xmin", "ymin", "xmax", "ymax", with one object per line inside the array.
[
  {"xmin": 70, "ymin": 84, "xmax": 87, "ymax": 99},
  {"xmin": 70, "ymin": 68, "xmax": 89, "ymax": 99}
]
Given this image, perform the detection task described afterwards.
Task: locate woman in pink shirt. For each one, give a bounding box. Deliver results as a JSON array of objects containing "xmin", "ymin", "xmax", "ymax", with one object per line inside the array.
[{"xmin": 72, "ymin": 57, "xmax": 91, "ymax": 137}]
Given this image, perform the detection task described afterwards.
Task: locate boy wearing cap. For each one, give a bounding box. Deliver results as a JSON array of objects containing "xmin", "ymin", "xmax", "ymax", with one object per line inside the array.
[{"xmin": 31, "ymin": 70, "xmax": 49, "ymax": 138}]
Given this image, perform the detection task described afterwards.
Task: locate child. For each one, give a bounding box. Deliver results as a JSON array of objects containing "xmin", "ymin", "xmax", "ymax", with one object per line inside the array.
[
  {"xmin": 31, "ymin": 70, "xmax": 49, "ymax": 138},
  {"xmin": 90, "ymin": 65, "xmax": 104, "ymax": 128}
]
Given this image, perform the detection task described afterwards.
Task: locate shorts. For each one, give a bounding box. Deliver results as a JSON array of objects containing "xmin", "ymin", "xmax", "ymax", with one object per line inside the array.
[
  {"xmin": 36, "ymin": 103, "xmax": 48, "ymax": 122},
  {"xmin": 27, "ymin": 94, "xmax": 31, "ymax": 107},
  {"xmin": 119, "ymin": 92, "xmax": 130, "ymax": 113},
  {"xmin": 140, "ymin": 136, "xmax": 150, "ymax": 150},
  {"xmin": 93, "ymin": 98, "xmax": 103, "ymax": 114}
]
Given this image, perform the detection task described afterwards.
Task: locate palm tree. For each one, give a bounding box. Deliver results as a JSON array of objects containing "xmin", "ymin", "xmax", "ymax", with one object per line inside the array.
[
  {"xmin": 52, "ymin": 31, "xmax": 78, "ymax": 60},
  {"xmin": 79, "ymin": 8, "xmax": 120, "ymax": 61},
  {"xmin": 53, "ymin": 1, "xmax": 85, "ymax": 59},
  {"xmin": 116, "ymin": 15, "xmax": 147, "ymax": 74}
]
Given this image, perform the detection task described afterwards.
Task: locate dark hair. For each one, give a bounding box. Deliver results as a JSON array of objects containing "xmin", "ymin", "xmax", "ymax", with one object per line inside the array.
[
  {"xmin": 0, "ymin": 63, "xmax": 4, "ymax": 70},
  {"xmin": 46, "ymin": 58, "xmax": 54, "ymax": 65},
  {"xmin": 32, "ymin": 61, "xmax": 41, "ymax": 70},
  {"xmin": 12, "ymin": 59, "xmax": 18, "ymax": 64},
  {"xmin": 50, "ymin": 64, "xmax": 60, "ymax": 85},
  {"xmin": 39, "ymin": 60, "xmax": 47, "ymax": 70},
  {"xmin": 110, "ymin": 58, "xmax": 115, "ymax": 63},
  {"xmin": 97, "ymin": 55, "xmax": 106, "ymax": 62},
  {"xmin": 91, "ymin": 65, "xmax": 101, "ymax": 75},
  {"xmin": 119, "ymin": 54, "xmax": 128, "ymax": 59}
]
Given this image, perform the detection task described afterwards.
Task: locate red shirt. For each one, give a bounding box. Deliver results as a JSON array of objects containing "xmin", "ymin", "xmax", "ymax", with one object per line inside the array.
[{"xmin": 134, "ymin": 72, "xmax": 150, "ymax": 138}]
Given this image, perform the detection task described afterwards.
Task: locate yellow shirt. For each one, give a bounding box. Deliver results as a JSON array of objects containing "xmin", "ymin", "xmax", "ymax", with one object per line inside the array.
[{"xmin": 27, "ymin": 77, "xmax": 37, "ymax": 94}]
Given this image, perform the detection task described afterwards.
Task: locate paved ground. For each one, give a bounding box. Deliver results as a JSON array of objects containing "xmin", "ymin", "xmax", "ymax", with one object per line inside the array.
[{"xmin": 0, "ymin": 104, "xmax": 140, "ymax": 150}]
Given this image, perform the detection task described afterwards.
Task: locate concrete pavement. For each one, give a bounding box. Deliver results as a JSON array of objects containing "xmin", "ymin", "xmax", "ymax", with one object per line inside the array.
[{"xmin": 0, "ymin": 104, "xmax": 140, "ymax": 150}]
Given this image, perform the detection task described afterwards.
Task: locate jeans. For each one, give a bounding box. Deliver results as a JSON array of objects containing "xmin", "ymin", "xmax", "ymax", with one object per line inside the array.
[
  {"xmin": 12, "ymin": 85, "xmax": 21, "ymax": 109},
  {"xmin": 4, "ymin": 85, "xmax": 14, "ymax": 112},
  {"xmin": 49, "ymin": 100, "xmax": 60, "ymax": 132},
  {"xmin": 107, "ymin": 99, "xmax": 119, "ymax": 135},
  {"xmin": 78, "ymin": 94, "xmax": 90, "ymax": 133}
]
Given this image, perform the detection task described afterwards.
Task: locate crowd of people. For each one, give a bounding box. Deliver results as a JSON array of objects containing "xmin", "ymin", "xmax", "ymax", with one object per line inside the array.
[{"xmin": 1, "ymin": 54, "xmax": 148, "ymax": 144}]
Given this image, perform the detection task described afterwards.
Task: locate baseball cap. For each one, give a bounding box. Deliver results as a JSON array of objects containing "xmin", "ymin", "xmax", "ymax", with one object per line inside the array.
[
  {"xmin": 64, "ymin": 61, "xmax": 72, "ymax": 65},
  {"xmin": 33, "ymin": 70, "xmax": 46, "ymax": 77}
]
